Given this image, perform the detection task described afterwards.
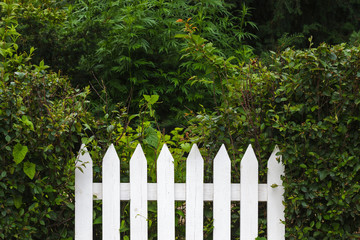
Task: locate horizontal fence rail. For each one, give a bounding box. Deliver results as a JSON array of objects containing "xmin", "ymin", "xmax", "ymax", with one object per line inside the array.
[{"xmin": 75, "ymin": 143, "xmax": 285, "ymax": 240}]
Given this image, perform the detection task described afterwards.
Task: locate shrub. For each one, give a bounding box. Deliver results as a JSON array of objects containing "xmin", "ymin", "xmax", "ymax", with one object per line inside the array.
[
  {"xmin": 178, "ymin": 23, "xmax": 360, "ymax": 239},
  {"xmin": 0, "ymin": 3, "xmax": 88, "ymax": 238}
]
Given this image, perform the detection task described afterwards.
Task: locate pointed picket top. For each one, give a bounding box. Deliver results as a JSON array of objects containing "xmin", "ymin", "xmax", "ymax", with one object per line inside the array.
[
  {"xmin": 186, "ymin": 144, "xmax": 204, "ymax": 240},
  {"xmin": 241, "ymin": 144, "xmax": 258, "ymax": 168},
  {"xmin": 157, "ymin": 143, "xmax": 174, "ymax": 165},
  {"xmin": 157, "ymin": 144, "xmax": 175, "ymax": 240},
  {"xmin": 102, "ymin": 144, "xmax": 120, "ymax": 240},
  {"xmin": 267, "ymin": 145, "xmax": 284, "ymax": 184},
  {"xmin": 267, "ymin": 146, "xmax": 285, "ymax": 240},
  {"xmin": 240, "ymin": 144, "xmax": 259, "ymax": 240},
  {"xmin": 75, "ymin": 144, "xmax": 93, "ymax": 240},
  {"xmin": 130, "ymin": 144, "xmax": 148, "ymax": 240},
  {"xmin": 103, "ymin": 144, "xmax": 119, "ymax": 165},
  {"xmin": 213, "ymin": 144, "xmax": 231, "ymax": 240}
]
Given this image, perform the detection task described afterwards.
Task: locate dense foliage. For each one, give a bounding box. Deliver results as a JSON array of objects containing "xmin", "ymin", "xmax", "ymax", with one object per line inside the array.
[
  {"xmin": 177, "ymin": 22, "xmax": 360, "ymax": 238},
  {"xmin": 1, "ymin": 0, "xmax": 360, "ymax": 239},
  {"xmin": 0, "ymin": 3, "xmax": 87, "ymax": 237},
  {"xmin": 236, "ymin": 0, "xmax": 360, "ymax": 52},
  {"xmin": 9, "ymin": 0, "xmax": 259, "ymax": 128}
]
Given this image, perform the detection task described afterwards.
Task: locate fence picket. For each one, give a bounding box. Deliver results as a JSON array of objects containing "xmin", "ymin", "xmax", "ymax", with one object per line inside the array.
[
  {"xmin": 157, "ymin": 144, "xmax": 175, "ymax": 240},
  {"xmin": 102, "ymin": 144, "xmax": 120, "ymax": 240},
  {"xmin": 240, "ymin": 144, "xmax": 259, "ymax": 239},
  {"xmin": 130, "ymin": 144, "xmax": 148, "ymax": 240},
  {"xmin": 186, "ymin": 144, "xmax": 204, "ymax": 240},
  {"xmin": 75, "ymin": 145, "xmax": 93, "ymax": 240},
  {"xmin": 213, "ymin": 144, "xmax": 231, "ymax": 240},
  {"xmin": 267, "ymin": 146, "xmax": 285, "ymax": 240}
]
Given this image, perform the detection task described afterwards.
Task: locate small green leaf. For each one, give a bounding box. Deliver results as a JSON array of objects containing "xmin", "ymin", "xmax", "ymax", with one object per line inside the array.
[
  {"xmin": 180, "ymin": 143, "xmax": 191, "ymax": 152},
  {"xmin": 107, "ymin": 124, "xmax": 115, "ymax": 133},
  {"xmin": 21, "ymin": 115, "xmax": 34, "ymax": 131},
  {"xmin": 319, "ymin": 171, "xmax": 328, "ymax": 180},
  {"xmin": 23, "ymin": 161, "xmax": 36, "ymax": 179},
  {"xmin": 144, "ymin": 127, "xmax": 159, "ymax": 148},
  {"xmin": 300, "ymin": 163, "xmax": 307, "ymax": 169},
  {"xmin": 94, "ymin": 216, "xmax": 102, "ymax": 225},
  {"xmin": 316, "ymin": 221, "xmax": 321, "ymax": 229},
  {"xmin": 174, "ymin": 34, "xmax": 188, "ymax": 39},
  {"xmin": 13, "ymin": 143, "xmax": 28, "ymax": 164},
  {"xmin": 13, "ymin": 195, "xmax": 22, "ymax": 209},
  {"xmin": 143, "ymin": 95, "xmax": 159, "ymax": 105}
]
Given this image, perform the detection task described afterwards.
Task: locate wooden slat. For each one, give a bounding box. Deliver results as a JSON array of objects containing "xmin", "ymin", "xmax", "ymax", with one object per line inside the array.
[
  {"xmin": 75, "ymin": 145, "xmax": 93, "ymax": 240},
  {"xmin": 240, "ymin": 144, "xmax": 259, "ymax": 239},
  {"xmin": 267, "ymin": 146, "xmax": 285, "ymax": 240},
  {"xmin": 213, "ymin": 145, "xmax": 231, "ymax": 239},
  {"xmin": 157, "ymin": 144, "xmax": 175, "ymax": 240},
  {"xmin": 186, "ymin": 144, "xmax": 204, "ymax": 240},
  {"xmin": 102, "ymin": 144, "xmax": 120, "ymax": 240},
  {"xmin": 92, "ymin": 183, "xmax": 269, "ymax": 201},
  {"xmin": 130, "ymin": 144, "xmax": 148, "ymax": 240}
]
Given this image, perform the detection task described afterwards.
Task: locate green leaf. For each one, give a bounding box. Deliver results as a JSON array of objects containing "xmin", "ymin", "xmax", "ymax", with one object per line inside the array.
[
  {"xmin": 180, "ymin": 143, "xmax": 191, "ymax": 152},
  {"xmin": 23, "ymin": 161, "xmax": 36, "ymax": 179},
  {"xmin": 319, "ymin": 171, "xmax": 328, "ymax": 180},
  {"xmin": 94, "ymin": 216, "xmax": 102, "ymax": 225},
  {"xmin": 143, "ymin": 95, "xmax": 159, "ymax": 105},
  {"xmin": 144, "ymin": 127, "xmax": 159, "ymax": 148},
  {"xmin": 174, "ymin": 34, "xmax": 188, "ymax": 39},
  {"xmin": 21, "ymin": 115, "xmax": 34, "ymax": 131},
  {"xmin": 13, "ymin": 195, "xmax": 22, "ymax": 209},
  {"xmin": 13, "ymin": 143, "xmax": 28, "ymax": 164}
]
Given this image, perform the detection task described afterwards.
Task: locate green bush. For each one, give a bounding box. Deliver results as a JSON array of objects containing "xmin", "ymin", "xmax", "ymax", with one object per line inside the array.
[
  {"xmin": 178, "ymin": 24, "xmax": 360, "ymax": 239},
  {"xmin": 0, "ymin": 6, "xmax": 192, "ymax": 238},
  {"xmin": 52, "ymin": 0, "xmax": 257, "ymax": 126},
  {"xmin": 0, "ymin": 4, "xmax": 89, "ymax": 238},
  {"xmin": 269, "ymin": 43, "xmax": 360, "ymax": 239}
]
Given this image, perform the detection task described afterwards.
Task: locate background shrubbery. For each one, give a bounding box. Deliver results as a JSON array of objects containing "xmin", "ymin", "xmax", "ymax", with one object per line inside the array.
[
  {"xmin": 179, "ymin": 26, "xmax": 360, "ymax": 239},
  {"xmin": 1, "ymin": 0, "xmax": 360, "ymax": 239}
]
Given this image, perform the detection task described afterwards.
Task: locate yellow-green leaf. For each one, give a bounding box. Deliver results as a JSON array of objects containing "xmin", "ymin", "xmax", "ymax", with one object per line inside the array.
[
  {"xmin": 13, "ymin": 195, "xmax": 22, "ymax": 209},
  {"xmin": 23, "ymin": 161, "xmax": 36, "ymax": 179},
  {"xmin": 13, "ymin": 143, "xmax": 28, "ymax": 164}
]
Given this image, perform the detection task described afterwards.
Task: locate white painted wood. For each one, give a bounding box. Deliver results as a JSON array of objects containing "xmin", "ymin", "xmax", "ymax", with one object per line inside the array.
[
  {"xmin": 102, "ymin": 144, "xmax": 120, "ymax": 240},
  {"xmin": 213, "ymin": 145, "xmax": 231, "ymax": 240},
  {"xmin": 75, "ymin": 144, "xmax": 93, "ymax": 240},
  {"xmin": 267, "ymin": 146, "xmax": 285, "ymax": 240},
  {"xmin": 157, "ymin": 144, "xmax": 175, "ymax": 240},
  {"xmin": 75, "ymin": 143, "xmax": 286, "ymax": 239},
  {"xmin": 240, "ymin": 144, "xmax": 259, "ymax": 240},
  {"xmin": 130, "ymin": 144, "xmax": 148, "ymax": 240},
  {"xmin": 92, "ymin": 182, "xmax": 269, "ymax": 201},
  {"xmin": 186, "ymin": 144, "xmax": 204, "ymax": 240}
]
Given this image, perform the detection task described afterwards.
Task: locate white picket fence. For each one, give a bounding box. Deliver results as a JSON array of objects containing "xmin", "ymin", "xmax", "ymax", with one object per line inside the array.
[{"xmin": 75, "ymin": 143, "xmax": 285, "ymax": 240}]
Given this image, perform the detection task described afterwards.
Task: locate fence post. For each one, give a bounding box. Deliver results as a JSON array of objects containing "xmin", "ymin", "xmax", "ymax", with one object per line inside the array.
[
  {"xmin": 240, "ymin": 144, "xmax": 259, "ymax": 239},
  {"xmin": 102, "ymin": 144, "xmax": 120, "ymax": 239},
  {"xmin": 213, "ymin": 144, "xmax": 231, "ymax": 239},
  {"xmin": 157, "ymin": 144, "xmax": 175, "ymax": 240},
  {"xmin": 186, "ymin": 144, "xmax": 204, "ymax": 240},
  {"xmin": 267, "ymin": 146, "xmax": 285, "ymax": 240},
  {"xmin": 75, "ymin": 145, "xmax": 93, "ymax": 240},
  {"xmin": 130, "ymin": 144, "xmax": 148, "ymax": 240}
]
